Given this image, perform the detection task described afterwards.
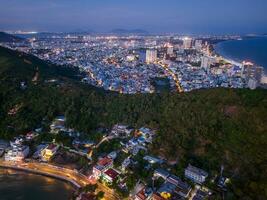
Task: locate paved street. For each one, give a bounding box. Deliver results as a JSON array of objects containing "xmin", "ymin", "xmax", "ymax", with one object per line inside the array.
[{"xmin": 0, "ymin": 160, "xmax": 120, "ymax": 200}]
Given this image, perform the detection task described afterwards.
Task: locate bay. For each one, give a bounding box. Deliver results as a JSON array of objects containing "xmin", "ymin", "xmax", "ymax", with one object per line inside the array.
[
  {"xmin": 215, "ymin": 36, "xmax": 267, "ymax": 73},
  {"xmin": 0, "ymin": 168, "xmax": 74, "ymax": 200}
]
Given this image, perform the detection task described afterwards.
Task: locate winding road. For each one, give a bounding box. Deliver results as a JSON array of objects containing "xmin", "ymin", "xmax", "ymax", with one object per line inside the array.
[{"xmin": 0, "ymin": 160, "xmax": 120, "ymax": 200}]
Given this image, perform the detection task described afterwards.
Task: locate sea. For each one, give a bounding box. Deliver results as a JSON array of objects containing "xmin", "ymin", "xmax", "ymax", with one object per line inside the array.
[
  {"xmin": 214, "ymin": 36, "xmax": 267, "ymax": 74},
  {"xmin": 0, "ymin": 168, "xmax": 74, "ymax": 200}
]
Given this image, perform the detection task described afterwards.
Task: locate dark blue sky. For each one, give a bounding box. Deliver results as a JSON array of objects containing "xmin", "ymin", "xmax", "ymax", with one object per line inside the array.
[{"xmin": 0, "ymin": 0, "xmax": 267, "ymax": 34}]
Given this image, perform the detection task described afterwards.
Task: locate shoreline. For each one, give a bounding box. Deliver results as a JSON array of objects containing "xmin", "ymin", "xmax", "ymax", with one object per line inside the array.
[
  {"xmin": 214, "ymin": 37, "xmax": 267, "ymax": 68},
  {"xmin": 0, "ymin": 161, "xmax": 121, "ymax": 200},
  {"xmin": 213, "ymin": 38, "xmax": 267, "ymax": 80},
  {"xmin": 213, "ymin": 41, "xmax": 243, "ymax": 67},
  {"xmin": 0, "ymin": 161, "xmax": 83, "ymax": 189}
]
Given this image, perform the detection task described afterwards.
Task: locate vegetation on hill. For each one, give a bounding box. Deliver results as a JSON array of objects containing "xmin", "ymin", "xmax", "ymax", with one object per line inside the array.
[{"xmin": 0, "ymin": 46, "xmax": 266, "ymax": 199}]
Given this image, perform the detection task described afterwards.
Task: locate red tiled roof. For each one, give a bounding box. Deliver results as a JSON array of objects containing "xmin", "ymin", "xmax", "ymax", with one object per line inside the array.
[
  {"xmin": 26, "ymin": 131, "xmax": 33, "ymax": 135},
  {"xmin": 97, "ymin": 157, "xmax": 113, "ymax": 167},
  {"xmin": 152, "ymin": 193, "xmax": 165, "ymax": 200},
  {"xmin": 103, "ymin": 168, "xmax": 119, "ymax": 180},
  {"xmin": 47, "ymin": 144, "xmax": 57, "ymax": 150},
  {"xmin": 80, "ymin": 193, "xmax": 96, "ymax": 200},
  {"xmin": 136, "ymin": 188, "xmax": 147, "ymax": 200}
]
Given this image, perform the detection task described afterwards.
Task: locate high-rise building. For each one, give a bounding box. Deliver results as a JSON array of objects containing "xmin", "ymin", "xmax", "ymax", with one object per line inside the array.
[
  {"xmin": 248, "ymin": 78, "xmax": 257, "ymax": 90},
  {"xmin": 146, "ymin": 49, "xmax": 157, "ymax": 63},
  {"xmin": 195, "ymin": 40, "xmax": 202, "ymax": 51},
  {"xmin": 242, "ymin": 62, "xmax": 263, "ymax": 85},
  {"xmin": 201, "ymin": 56, "xmax": 212, "ymax": 72},
  {"xmin": 167, "ymin": 46, "xmax": 174, "ymax": 55},
  {"xmin": 183, "ymin": 37, "xmax": 192, "ymax": 49}
]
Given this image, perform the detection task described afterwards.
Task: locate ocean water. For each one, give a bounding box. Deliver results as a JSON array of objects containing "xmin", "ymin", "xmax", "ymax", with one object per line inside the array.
[
  {"xmin": 0, "ymin": 169, "xmax": 74, "ymax": 200},
  {"xmin": 215, "ymin": 36, "xmax": 267, "ymax": 73}
]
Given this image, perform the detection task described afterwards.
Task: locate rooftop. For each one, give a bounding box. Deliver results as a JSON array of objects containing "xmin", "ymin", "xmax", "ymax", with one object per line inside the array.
[
  {"xmin": 47, "ymin": 144, "xmax": 58, "ymax": 150},
  {"xmin": 97, "ymin": 157, "xmax": 113, "ymax": 167},
  {"xmin": 186, "ymin": 164, "xmax": 208, "ymax": 177},
  {"xmin": 103, "ymin": 168, "xmax": 119, "ymax": 180}
]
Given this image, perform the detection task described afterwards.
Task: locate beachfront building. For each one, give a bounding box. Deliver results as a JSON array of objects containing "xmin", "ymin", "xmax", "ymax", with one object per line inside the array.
[
  {"xmin": 241, "ymin": 61, "xmax": 263, "ymax": 87},
  {"xmin": 41, "ymin": 144, "xmax": 59, "ymax": 161},
  {"xmin": 0, "ymin": 140, "xmax": 9, "ymax": 157},
  {"xmin": 5, "ymin": 144, "xmax": 29, "ymax": 162}
]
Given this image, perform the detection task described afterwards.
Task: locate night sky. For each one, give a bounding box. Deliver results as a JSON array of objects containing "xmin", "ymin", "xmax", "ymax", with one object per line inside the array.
[{"xmin": 0, "ymin": 0, "xmax": 267, "ymax": 34}]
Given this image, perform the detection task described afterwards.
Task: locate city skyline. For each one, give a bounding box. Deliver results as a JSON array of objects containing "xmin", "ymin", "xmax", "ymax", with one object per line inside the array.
[{"xmin": 1, "ymin": 0, "xmax": 267, "ymax": 34}]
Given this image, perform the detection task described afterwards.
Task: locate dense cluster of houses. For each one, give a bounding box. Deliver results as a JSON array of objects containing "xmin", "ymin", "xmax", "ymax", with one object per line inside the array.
[
  {"xmin": 92, "ymin": 125, "xmax": 156, "ymax": 185},
  {"xmin": 2, "ymin": 131, "xmax": 41, "ymax": 162},
  {"xmin": 0, "ymin": 119, "xmax": 228, "ymax": 199},
  {"xmin": 134, "ymin": 165, "xmax": 210, "ymax": 200},
  {"xmin": 90, "ymin": 124, "xmax": 215, "ymax": 199}
]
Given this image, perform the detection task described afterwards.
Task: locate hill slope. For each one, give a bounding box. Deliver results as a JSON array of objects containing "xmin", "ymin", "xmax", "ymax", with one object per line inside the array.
[
  {"xmin": 0, "ymin": 47, "xmax": 266, "ymax": 199},
  {"xmin": 0, "ymin": 32, "xmax": 24, "ymax": 42}
]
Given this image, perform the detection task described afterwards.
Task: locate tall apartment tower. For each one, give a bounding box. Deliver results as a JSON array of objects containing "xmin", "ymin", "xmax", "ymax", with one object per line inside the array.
[
  {"xmin": 201, "ymin": 56, "xmax": 212, "ymax": 72},
  {"xmin": 183, "ymin": 38, "xmax": 192, "ymax": 49},
  {"xmin": 242, "ymin": 62, "xmax": 263, "ymax": 85},
  {"xmin": 146, "ymin": 49, "xmax": 157, "ymax": 64},
  {"xmin": 195, "ymin": 40, "xmax": 202, "ymax": 51},
  {"xmin": 167, "ymin": 46, "xmax": 174, "ymax": 55}
]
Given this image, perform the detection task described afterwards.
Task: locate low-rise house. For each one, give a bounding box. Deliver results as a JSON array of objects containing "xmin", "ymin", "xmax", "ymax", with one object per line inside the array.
[
  {"xmin": 72, "ymin": 139, "xmax": 95, "ymax": 149},
  {"xmin": 174, "ymin": 179, "xmax": 192, "ymax": 198},
  {"xmin": 138, "ymin": 127, "xmax": 154, "ymax": 140},
  {"xmin": 35, "ymin": 127, "xmax": 43, "ymax": 133},
  {"xmin": 0, "ymin": 140, "xmax": 9, "ymax": 156},
  {"xmin": 50, "ymin": 116, "xmax": 66, "ymax": 133},
  {"xmin": 144, "ymin": 155, "xmax": 164, "ymax": 164},
  {"xmin": 32, "ymin": 144, "xmax": 47, "ymax": 159},
  {"xmin": 217, "ymin": 176, "xmax": 229, "ymax": 190},
  {"xmin": 41, "ymin": 144, "xmax": 59, "ymax": 161},
  {"xmin": 129, "ymin": 138, "xmax": 139, "ymax": 146},
  {"xmin": 157, "ymin": 182, "xmax": 176, "ymax": 197},
  {"xmin": 92, "ymin": 157, "xmax": 113, "ymax": 179},
  {"xmin": 102, "ymin": 168, "xmax": 119, "ymax": 184},
  {"xmin": 152, "ymin": 193, "xmax": 165, "ymax": 200},
  {"xmin": 121, "ymin": 157, "xmax": 131, "ymax": 172},
  {"xmin": 25, "ymin": 131, "xmax": 39, "ymax": 141},
  {"xmin": 166, "ymin": 175, "xmax": 181, "ymax": 186},
  {"xmin": 135, "ymin": 187, "xmax": 153, "ymax": 200},
  {"xmin": 5, "ymin": 144, "xmax": 29, "ymax": 161},
  {"xmin": 111, "ymin": 124, "xmax": 133, "ymax": 138},
  {"xmin": 192, "ymin": 189, "xmax": 209, "ymax": 200},
  {"xmin": 10, "ymin": 137, "xmax": 24, "ymax": 147},
  {"xmin": 107, "ymin": 151, "xmax": 117, "ymax": 160},
  {"xmin": 137, "ymin": 137, "xmax": 146, "ymax": 145},
  {"xmin": 156, "ymin": 173, "xmax": 192, "ymax": 199},
  {"xmin": 185, "ymin": 165, "xmax": 208, "ymax": 184},
  {"xmin": 138, "ymin": 127, "xmax": 152, "ymax": 136},
  {"xmin": 154, "ymin": 169, "xmax": 170, "ymax": 180}
]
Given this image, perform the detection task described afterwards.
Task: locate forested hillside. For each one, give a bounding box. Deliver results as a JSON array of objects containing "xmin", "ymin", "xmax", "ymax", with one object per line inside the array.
[{"xmin": 0, "ymin": 47, "xmax": 266, "ymax": 199}]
